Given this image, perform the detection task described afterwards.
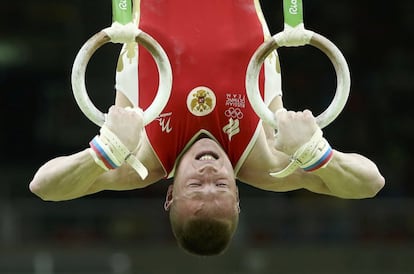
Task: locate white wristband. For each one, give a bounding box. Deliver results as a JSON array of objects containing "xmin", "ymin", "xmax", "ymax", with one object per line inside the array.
[
  {"xmin": 270, "ymin": 128, "xmax": 333, "ymax": 178},
  {"xmin": 99, "ymin": 125, "xmax": 148, "ymax": 180}
]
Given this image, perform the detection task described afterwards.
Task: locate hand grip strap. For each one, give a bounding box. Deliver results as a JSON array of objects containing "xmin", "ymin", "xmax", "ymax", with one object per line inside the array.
[{"xmin": 270, "ymin": 128, "xmax": 333, "ymax": 178}]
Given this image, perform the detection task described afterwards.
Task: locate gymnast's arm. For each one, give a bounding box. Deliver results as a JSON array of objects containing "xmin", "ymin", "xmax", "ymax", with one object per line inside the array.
[
  {"xmin": 237, "ymin": 98, "xmax": 385, "ymax": 199},
  {"xmin": 29, "ymin": 92, "xmax": 165, "ymax": 201}
]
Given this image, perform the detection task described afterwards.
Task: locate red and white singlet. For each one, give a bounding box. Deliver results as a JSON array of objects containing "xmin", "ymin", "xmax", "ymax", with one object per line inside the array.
[{"xmin": 116, "ymin": 0, "xmax": 281, "ymax": 177}]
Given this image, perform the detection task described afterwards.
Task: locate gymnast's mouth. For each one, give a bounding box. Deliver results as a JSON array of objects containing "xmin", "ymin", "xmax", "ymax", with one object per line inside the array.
[{"xmin": 195, "ymin": 152, "xmax": 219, "ymax": 161}]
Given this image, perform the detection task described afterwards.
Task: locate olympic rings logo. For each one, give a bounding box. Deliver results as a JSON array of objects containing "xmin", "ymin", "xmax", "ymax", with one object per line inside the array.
[{"xmin": 225, "ymin": 107, "xmax": 244, "ymax": 119}]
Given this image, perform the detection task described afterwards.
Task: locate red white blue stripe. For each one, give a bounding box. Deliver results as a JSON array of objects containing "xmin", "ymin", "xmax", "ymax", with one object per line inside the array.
[
  {"xmin": 303, "ymin": 147, "xmax": 333, "ymax": 172},
  {"xmin": 89, "ymin": 136, "xmax": 119, "ymax": 170}
]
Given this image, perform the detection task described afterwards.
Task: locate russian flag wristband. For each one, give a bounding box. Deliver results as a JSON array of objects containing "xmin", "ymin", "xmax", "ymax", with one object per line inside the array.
[
  {"xmin": 88, "ymin": 125, "xmax": 148, "ymax": 180},
  {"xmin": 89, "ymin": 136, "xmax": 122, "ymax": 170},
  {"xmin": 270, "ymin": 128, "xmax": 334, "ymax": 178},
  {"xmin": 301, "ymin": 144, "xmax": 333, "ymax": 172}
]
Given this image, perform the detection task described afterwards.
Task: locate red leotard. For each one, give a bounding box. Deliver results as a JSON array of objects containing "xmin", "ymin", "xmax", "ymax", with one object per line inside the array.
[{"xmin": 116, "ymin": 0, "xmax": 281, "ymax": 177}]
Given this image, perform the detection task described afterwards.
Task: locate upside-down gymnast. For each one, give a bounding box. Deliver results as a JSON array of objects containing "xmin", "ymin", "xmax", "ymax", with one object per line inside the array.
[{"xmin": 30, "ymin": 0, "xmax": 384, "ymax": 256}]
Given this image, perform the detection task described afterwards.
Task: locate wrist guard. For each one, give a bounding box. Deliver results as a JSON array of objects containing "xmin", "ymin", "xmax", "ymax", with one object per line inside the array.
[
  {"xmin": 270, "ymin": 128, "xmax": 333, "ymax": 178},
  {"xmin": 88, "ymin": 125, "xmax": 148, "ymax": 179}
]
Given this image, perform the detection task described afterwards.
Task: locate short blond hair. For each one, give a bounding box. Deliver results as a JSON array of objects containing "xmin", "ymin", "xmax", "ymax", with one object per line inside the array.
[{"xmin": 169, "ymin": 206, "xmax": 238, "ymax": 256}]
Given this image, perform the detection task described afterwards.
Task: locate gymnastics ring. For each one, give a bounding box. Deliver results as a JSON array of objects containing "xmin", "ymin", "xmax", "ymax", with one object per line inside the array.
[
  {"xmin": 246, "ymin": 31, "xmax": 350, "ymax": 130},
  {"xmin": 71, "ymin": 27, "xmax": 172, "ymax": 127}
]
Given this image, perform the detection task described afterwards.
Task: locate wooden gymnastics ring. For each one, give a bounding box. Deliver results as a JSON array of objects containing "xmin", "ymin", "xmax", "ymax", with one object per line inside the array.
[
  {"xmin": 246, "ymin": 0, "xmax": 350, "ymax": 129},
  {"xmin": 71, "ymin": 26, "xmax": 172, "ymax": 127}
]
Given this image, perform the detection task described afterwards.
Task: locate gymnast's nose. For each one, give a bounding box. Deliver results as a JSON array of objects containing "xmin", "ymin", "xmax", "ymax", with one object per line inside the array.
[{"xmin": 197, "ymin": 164, "xmax": 219, "ymax": 175}]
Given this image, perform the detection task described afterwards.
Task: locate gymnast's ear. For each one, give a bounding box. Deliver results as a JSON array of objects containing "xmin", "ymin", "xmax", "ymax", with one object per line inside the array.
[
  {"xmin": 236, "ymin": 187, "xmax": 241, "ymax": 213},
  {"xmin": 164, "ymin": 184, "xmax": 174, "ymax": 211}
]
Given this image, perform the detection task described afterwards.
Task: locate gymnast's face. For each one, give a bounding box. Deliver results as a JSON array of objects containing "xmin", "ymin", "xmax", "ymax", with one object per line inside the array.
[{"xmin": 164, "ymin": 138, "xmax": 239, "ymax": 218}]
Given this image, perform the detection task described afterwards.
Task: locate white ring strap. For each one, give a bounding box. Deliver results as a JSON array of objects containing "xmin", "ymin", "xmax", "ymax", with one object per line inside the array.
[{"xmin": 100, "ymin": 125, "xmax": 148, "ymax": 180}]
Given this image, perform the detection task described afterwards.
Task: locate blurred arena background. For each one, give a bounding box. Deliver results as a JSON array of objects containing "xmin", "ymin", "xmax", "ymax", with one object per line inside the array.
[{"xmin": 1, "ymin": 0, "xmax": 413, "ymax": 273}]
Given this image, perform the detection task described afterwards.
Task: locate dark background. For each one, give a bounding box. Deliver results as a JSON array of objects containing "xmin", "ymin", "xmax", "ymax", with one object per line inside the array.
[{"xmin": 0, "ymin": 0, "xmax": 413, "ymax": 273}]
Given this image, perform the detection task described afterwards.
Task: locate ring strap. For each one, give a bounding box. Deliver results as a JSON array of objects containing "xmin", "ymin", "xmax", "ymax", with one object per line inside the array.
[
  {"xmin": 270, "ymin": 128, "xmax": 333, "ymax": 178},
  {"xmin": 103, "ymin": 22, "xmax": 142, "ymax": 44},
  {"xmin": 100, "ymin": 125, "xmax": 148, "ymax": 180}
]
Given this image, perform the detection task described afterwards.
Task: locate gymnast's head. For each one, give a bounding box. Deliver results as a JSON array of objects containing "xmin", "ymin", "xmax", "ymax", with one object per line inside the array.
[{"xmin": 164, "ymin": 137, "xmax": 240, "ymax": 256}]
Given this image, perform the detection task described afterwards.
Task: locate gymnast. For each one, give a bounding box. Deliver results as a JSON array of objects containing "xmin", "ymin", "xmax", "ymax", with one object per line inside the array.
[{"xmin": 29, "ymin": 0, "xmax": 384, "ymax": 256}]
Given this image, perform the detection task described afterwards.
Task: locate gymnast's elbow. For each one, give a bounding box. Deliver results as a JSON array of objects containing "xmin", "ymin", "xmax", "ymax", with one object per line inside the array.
[
  {"xmin": 29, "ymin": 176, "xmax": 62, "ymax": 202},
  {"xmin": 356, "ymin": 173, "xmax": 385, "ymax": 199},
  {"xmin": 335, "ymin": 173, "xmax": 385, "ymax": 199},
  {"xmin": 29, "ymin": 178, "xmax": 49, "ymax": 201},
  {"xmin": 368, "ymin": 173, "xmax": 385, "ymax": 197}
]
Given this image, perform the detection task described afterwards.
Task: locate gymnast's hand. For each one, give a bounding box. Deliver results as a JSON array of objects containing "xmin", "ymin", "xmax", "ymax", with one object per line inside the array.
[
  {"xmin": 273, "ymin": 109, "xmax": 319, "ymax": 155},
  {"xmin": 104, "ymin": 105, "xmax": 144, "ymax": 152}
]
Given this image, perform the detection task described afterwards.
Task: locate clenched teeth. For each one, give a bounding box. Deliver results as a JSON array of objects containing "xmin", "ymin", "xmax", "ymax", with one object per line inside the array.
[{"xmin": 199, "ymin": 154, "xmax": 215, "ymax": 161}]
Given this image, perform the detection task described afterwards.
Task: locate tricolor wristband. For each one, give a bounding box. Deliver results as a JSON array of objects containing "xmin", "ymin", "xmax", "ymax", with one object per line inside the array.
[
  {"xmin": 302, "ymin": 145, "xmax": 333, "ymax": 172},
  {"xmin": 99, "ymin": 125, "xmax": 148, "ymax": 179},
  {"xmin": 87, "ymin": 124, "xmax": 149, "ymax": 179},
  {"xmin": 270, "ymin": 128, "xmax": 334, "ymax": 178},
  {"xmin": 89, "ymin": 136, "xmax": 122, "ymax": 170}
]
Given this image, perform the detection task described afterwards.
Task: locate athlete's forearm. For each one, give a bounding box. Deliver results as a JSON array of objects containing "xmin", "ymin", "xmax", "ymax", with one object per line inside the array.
[
  {"xmin": 29, "ymin": 149, "xmax": 104, "ymax": 201},
  {"xmin": 311, "ymin": 151, "xmax": 385, "ymax": 199}
]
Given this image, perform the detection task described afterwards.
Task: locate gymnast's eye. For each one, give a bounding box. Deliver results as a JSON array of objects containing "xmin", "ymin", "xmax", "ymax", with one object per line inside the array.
[
  {"xmin": 216, "ymin": 181, "xmax": 228, "ymax": 187},
  {"xmin": 188, "ymin": 182, "xmax": 201, "ymax": 187}
]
